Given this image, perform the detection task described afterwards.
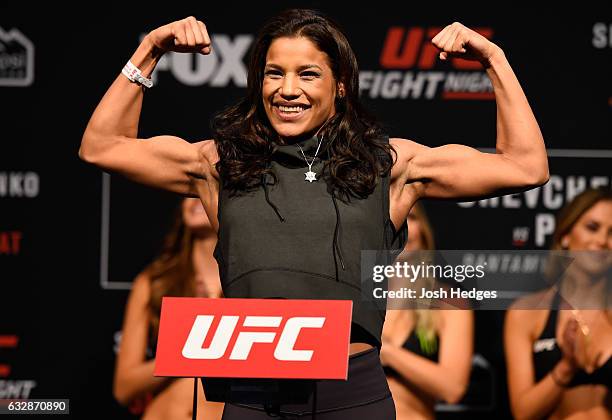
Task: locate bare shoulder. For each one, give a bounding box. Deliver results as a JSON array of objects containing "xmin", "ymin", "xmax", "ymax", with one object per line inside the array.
[
  {"xmin": 194, "ymin": 139, "xmax": 220, "ymax": 180},
  {"xmin": 389, "ymin": 137, "xmax": 427, "ymax": 180},
  {"xmin": 389, "ymin": 137, "xmax": 427, "ymax": 157},
  {"xmin": 438, "ymin": 309, "xmax": 473, "ymax": 335},
  {"xmin": 195, "ymin": 139, "xmax": 219, "ymax": 163},
  {"xmin": 439, "ymin": 308, "xmax": 473, "ymax": 323},
  {"xmin": 130, "ymin": 270, "xmax": 152, "ymax": 300},
  {"xmin": 505, "ymin": 288, "xmax": 554, "ymax": 337},
  {"xmin": 389, "ymin": 137, "xmax": 432, "ymax": 168}
]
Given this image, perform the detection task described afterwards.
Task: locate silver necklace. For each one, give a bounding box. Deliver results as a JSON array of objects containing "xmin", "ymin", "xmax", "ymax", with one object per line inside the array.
[{"xmin": 296, "ymin": 135, "xmax": 324, "ymax": 182}]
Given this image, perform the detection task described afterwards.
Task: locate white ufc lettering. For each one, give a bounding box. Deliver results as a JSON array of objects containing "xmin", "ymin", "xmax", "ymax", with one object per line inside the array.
[
  {"xmin": 274, "ymin": 317, "xmax": 325, "ymax": 361},
  {"xmin": 182, "ymin": 315, "xmax": 325, "ymax": 361},
  {"xmin": 182, "ymin": 315, "xmax": 239, "ymax": 359}
]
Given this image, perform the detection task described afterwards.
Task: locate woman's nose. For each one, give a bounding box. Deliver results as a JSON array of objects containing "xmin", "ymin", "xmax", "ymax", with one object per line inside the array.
[
  {"xmin": 591, "ymin": 228, "xmax": 610, "ymax": 250},
  {"xmin": 280, "ymin": 74, "xmax": 301, "ymax": 97}
]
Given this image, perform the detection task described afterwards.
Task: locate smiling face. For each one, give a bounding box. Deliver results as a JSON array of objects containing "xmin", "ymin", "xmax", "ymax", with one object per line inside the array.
[
  {"xmin": 563, "ymin": 200, "xmax": 612, "ymax": 251},
  {"xmin": 562, "ymin": 200, "xmax": 612, "ymax": 276},
  {"xmin": 262, "ymin": 36, "xmax": 341, "ymax": 142},
  {"xmin": 181, "ymin": 197, "xmax": 212, "ymax": 233}
]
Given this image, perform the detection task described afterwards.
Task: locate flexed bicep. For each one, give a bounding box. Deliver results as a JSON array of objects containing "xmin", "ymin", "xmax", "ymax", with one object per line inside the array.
[
  {"xmin": 80, "ymin": 134, "xmax": 210, "ymax": 196},
  {"xmin": 391, "ymin": 137, "xmax": 548, "ymax": 200},
  {"xmin": 391, "ymin": 22, "xmax": 548, "ymax": 201},
  {"xmin": 79, "ymin": 16, "xmax": 215, "ymax": 196}
]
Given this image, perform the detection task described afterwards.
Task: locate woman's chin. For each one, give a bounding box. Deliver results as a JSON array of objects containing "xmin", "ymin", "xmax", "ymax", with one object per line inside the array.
[
  {"xmin": 274, "ymin": 127, "xmax": 307, "ymax": 139},
  {"xmin": 572, "ymin": 251, "xmax": 611, "ymax": 278},
  {"xmin": 271, "ymin": 121, "xmax": 320, "ymax": 140}
]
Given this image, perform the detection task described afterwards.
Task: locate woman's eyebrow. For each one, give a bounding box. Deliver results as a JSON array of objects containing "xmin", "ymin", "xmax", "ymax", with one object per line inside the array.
[{"xmin": 264, "ymin": 63, "xmax": 323, "ymax": 71}]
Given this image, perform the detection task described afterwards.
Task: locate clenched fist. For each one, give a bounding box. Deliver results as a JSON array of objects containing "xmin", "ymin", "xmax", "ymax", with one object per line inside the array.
[
  {"xmin": 148, "ymin": 16, "xmax": 211, "ymax": 55},
  {"xmin": 431, "ymin": 22, "xmax": 501, "ymax": 67}
]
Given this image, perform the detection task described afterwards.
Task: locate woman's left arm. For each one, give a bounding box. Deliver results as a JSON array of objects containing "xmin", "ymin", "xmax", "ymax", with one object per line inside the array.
[
  {"xmin": 381, "ymin": 310, "xmax": 474, "ymax": 404},
  {"xmin": 391, "ymin": 22, "xmax": 549, "ymax": 200}
]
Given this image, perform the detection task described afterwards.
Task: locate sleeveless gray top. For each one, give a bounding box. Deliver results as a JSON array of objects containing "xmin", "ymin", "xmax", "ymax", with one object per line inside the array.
[{"xmin": 213, "ymin": 133, "xmax": 408, "ymax": 347}]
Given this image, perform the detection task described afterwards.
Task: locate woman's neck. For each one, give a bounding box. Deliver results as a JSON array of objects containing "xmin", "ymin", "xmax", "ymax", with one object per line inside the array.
[
  {"xmin": 559, "ymin": 269, "xmax": 607, "ymax": 308},
  {"xmin": 277, "ymin": 114, "xmax": 334, "ymax": 145},
  {"xmin": 278, "ymin": 130, "xmax": 318, "ymax": 145}
]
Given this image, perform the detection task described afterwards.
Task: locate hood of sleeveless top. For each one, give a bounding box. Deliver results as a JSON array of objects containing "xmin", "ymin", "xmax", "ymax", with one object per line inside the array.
[{"xmin": 271, "ymin": 134, "xmax": 331, "ymax": 167}]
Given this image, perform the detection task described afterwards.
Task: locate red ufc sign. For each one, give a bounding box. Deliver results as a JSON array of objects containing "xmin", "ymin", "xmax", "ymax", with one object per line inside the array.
[
  {"xmin": 380, "ymin": 26, "xmax": 494, "ymax": 70},
  {"xmin": 154, "ymin": 298, "xmax": 352, "ymax": 379}
]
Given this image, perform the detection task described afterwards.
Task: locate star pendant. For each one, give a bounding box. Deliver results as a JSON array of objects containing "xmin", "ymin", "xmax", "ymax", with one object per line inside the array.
[{"xmin": 304, "ymin": 170, "xmax": 317, "ymax": 182}]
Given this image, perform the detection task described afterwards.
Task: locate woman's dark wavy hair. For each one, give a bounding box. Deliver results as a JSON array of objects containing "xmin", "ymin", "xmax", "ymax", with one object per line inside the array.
[{"xmin": 211, "ymin": 9, "xmax": 395, "ymax": 200}]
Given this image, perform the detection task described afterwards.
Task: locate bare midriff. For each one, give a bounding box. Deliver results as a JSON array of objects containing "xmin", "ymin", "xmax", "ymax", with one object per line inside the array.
[{"xmin": 349, "ymin": 342, "xmax": 374, "ymax": 355}]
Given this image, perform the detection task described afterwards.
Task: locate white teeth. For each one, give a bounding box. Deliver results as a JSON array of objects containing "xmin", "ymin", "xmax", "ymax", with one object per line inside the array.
[{"xmin": 278, "ymin": 105, "xmax": 305, "ymax": 113}]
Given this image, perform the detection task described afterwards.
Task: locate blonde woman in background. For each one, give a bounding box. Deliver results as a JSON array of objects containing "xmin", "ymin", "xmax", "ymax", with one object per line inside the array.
[
  {"xmin": 114, "ymin": 197, "xmax": 224, "ymax": 420},
  {"xmin": 504, "ymin": 188, "xmax": 612, "ymax": 419},
  {"xmin": 380, "ymin": 202, "xmax": 474, "ymax": 419}
]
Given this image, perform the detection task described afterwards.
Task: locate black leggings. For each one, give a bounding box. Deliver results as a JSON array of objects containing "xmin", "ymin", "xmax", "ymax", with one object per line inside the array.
[{"xmin": 218, "ymin": 347, "xmax": 395, "ymax": 419}]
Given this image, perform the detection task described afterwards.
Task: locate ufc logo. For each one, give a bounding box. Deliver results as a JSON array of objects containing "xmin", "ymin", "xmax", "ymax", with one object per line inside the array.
[
  {"xmin": 182, "ymin": 316, "xmax": 325, "ymax": 361},
  {"xmin": 512, "ymin": 227, "xmax": 530, "ymax": 245},
  {"xmin": 380, "ymin": 27, "xmax": 493, "ymax": 70}
]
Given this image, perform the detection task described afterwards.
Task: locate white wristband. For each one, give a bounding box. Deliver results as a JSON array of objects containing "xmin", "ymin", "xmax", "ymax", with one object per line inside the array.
[{"xmin": 121, "ymin": 60, "xmax": 153, "ymax": 88}]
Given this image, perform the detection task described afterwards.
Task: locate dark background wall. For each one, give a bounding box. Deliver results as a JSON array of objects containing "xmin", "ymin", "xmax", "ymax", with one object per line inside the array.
[{"xmin": 1, "ymin": 4, "xmax": 610, "ymax": 419}]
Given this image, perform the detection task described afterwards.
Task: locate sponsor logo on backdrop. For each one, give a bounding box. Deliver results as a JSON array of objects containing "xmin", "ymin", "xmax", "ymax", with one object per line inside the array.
[
  {"xmin": 459, "ymin": 175, "xmax": 611, "ymax": 247},
  {"xmin": 0, "ymin": 380, "xmax": 36, "ymax": 398},
  {"xmin": 144, "ymin": 34, "xmax": 252, "ymax": 87},
  {"xmin": 0, "ymin": 335, "xmax": 37, "ymax": 398},
  {"xmin": 0, "ymin": 172, "xmax": 39, "ymax": 198},
  {"xmin": 512, "ymin": 227, "xmax": 529, "ymax": 247},
  {"xmin": 592, "ymin": 22, "xmax": 611, "ymax": 48},
  {"xmin": 460, "ymin": 252, "xmax": 544, "ymax": 274},
  {"xmin": 591, "ymin": 23, "xmax": 611, "ymax": 106},
  {"xmin": 0, "ymin": 27, "xmax": 34, "ymax": 87},
  {"xmin": 459, "ymin": 175, "xmax": 611, "ymax": 210},
  {"xmin": 0, "ymin": 231, "xmax": 22, "ymax": 255},
  {"xmin": 360, "ymin": 26, "xmax": 494, "ymax": 100}
]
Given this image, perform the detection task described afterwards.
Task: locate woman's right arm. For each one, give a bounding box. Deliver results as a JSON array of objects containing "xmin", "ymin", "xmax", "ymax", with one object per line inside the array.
[
  {"xmin": 113, "ymin": 272, "xmax": 169, "ymax": 406},
  {"xmin": 79, "ymin": 17, "xmax": 215, "ymax": 196},
  {"xmin": 504, "ymin": 309, "xmax": 578, "ymax": 420}
]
